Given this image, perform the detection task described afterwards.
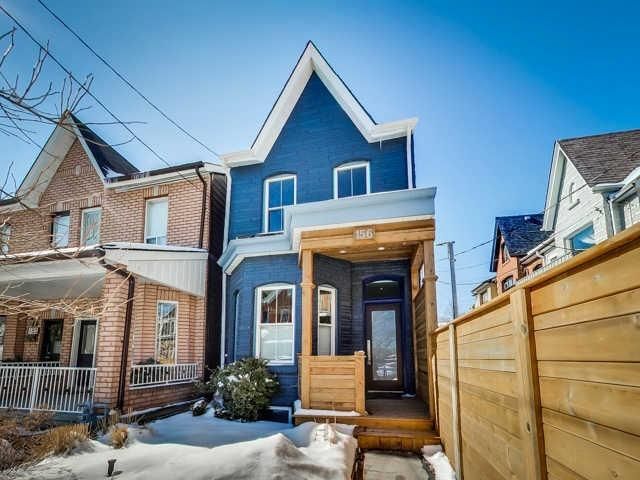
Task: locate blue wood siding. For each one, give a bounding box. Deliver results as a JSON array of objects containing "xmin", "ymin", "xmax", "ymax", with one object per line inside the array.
[{"xmin": 228, "ymin": 72, "xmax": 409, "ymax": 239}]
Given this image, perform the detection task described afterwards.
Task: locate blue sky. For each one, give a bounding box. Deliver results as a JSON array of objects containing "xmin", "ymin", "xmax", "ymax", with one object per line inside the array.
[{"xmin": 1, "ymin": 0, "xmax": 638, "ymax": 316}]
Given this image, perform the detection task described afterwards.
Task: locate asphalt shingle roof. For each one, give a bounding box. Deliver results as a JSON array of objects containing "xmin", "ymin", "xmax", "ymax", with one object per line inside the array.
[
  {"xmin": 70, "ymin": 113, "xmax": 138, "ymax": 178},
  {"xmin": 491, "ymin": 214, "xmax": 551, "ymax": 271},
  {"xmin": 558, "ymin": 129, "xmax": 640, "ymax": 186}
]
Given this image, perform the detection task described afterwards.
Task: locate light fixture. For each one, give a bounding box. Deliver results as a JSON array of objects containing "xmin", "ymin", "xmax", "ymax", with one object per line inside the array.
[
  {"xmin": 377, "ymin": 246, "xmax": 385, "ymax": 251},
  {"xmin": 339, "ymin": 250, "xmax": 347, "ymax": 254}
]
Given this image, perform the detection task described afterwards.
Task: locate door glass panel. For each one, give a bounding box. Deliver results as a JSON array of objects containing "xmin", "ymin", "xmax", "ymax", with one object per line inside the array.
[
  {"xmin": 81, "ymin": 324, "xmax": 96, "ymax": 354},
  {"xmin": 371, "ymin": 309, "xmax": 398, "ymax": 381}
]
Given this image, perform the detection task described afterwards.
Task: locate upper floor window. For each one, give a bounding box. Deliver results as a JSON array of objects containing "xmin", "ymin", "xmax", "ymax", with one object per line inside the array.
[
  {"xmin": 156, "ymin": 301, "xmax": 177, "ymax": 363},
  {"xmin": 256, "ymin": 284, "xmax": 295, "ymax": 364},
  {"xmin": 317, "ymin": 285, "xmax": 336, "ymax": 356},
  {"xmin": 51, "ymin": 212, "xmax": 70, "ymax": 248},
  {"xmin": 81, "ymin": 207, "xmax": 101, "ymax": 246},
  {"xmin": 568, "ymin": 223, "xmax": 595, "ymax": 252},
  {"xmin": 264, "ymin": 175, "xmax": 296, "ymax": 233},
  {"xmin": 145, "ymin": 197, "xmax": 168, "ymax": 245},
  {"xmin": 0, "ymin": 224, "xmax": 10, "ymax": 254},
  {"xmin": 480, "ymin": 289, "xmax": 490, "ymax": 305},
  {"xmin": 502, "ymin": 275, "xmax": 514, "ymax": 292},
  {"xmin": 334, "ymin": 161, "xmax": 370, "ymax": 199},
  {"xmin": 501, "ymin": 242, "xmax": 510, "ymax": 263}
]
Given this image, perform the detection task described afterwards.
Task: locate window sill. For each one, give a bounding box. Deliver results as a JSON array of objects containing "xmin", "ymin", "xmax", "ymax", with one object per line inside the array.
[{"xmin": 568, "ymin": 199, "xmax": 581, "ymax": 210}]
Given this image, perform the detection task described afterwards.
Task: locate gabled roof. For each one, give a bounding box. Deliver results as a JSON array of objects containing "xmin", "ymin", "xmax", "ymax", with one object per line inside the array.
[
  {"xmin": 69, "ymin": 113, "xmax": 138, "ymax": 178},
  {"xmin": 490, "ymin": 214, "xmax": 551, "ymax": 271},
  {"xmin": 471, "ymin": 276, "xmax": 496, "ymax": 295},
  {"xmin": 558, "ymin": 129, "xmax": 640, "ymax": 186},
  {"xmin": 220, "ymin": 41, "xmax": 418, "ymax": 167}
]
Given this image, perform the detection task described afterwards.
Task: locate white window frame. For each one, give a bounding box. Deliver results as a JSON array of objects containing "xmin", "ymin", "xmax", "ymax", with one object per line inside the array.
[
  {"xmin": 565, "ymin": 222, "xmax": 595, "ymax": 253},
  {"xmin": 144, "ymin": 197, "xmax": 169, "ymax": 245},
  {"xmin": 0, "ymin": 224, "xmax": 10, "ymax": 254},
  {"xmin": 80, "ymin": 207, "xmax": 102, "ymax": 246},
  {"xmin": 333, "ymin": 161, "xmax": 370, "ymax": 199},
  {"xmin": 263, "ymin": 174, "xmax": 297, "ymax": 233},
  {"xmin": 255, "ymin": 283, "xmax": 296, "ymax": 365},
  {"xmin": 70, "ymin": 318, "xmax": 99, "ymax": 367},
  {"xmin": 155, "ymin": 300, "xmax": 178, "ymax": 364},
  {"xmin": 51, "ymin": 212, "xmax": 70, "ymax": 248},
  {"xmin": 317, "ymin": 285, "xmax": 336, "ymax": 356}
]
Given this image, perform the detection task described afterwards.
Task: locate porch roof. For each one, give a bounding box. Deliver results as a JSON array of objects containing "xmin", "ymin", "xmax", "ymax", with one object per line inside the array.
[{"xmin": 219, "ymin": 187, "xmax": 436, "ymax": 273}]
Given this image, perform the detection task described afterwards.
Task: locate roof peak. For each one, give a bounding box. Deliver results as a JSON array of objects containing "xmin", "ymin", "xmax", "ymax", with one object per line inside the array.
[{"xmin": 558, "ymin": 127, "xmax": 640, "ymax": 144}]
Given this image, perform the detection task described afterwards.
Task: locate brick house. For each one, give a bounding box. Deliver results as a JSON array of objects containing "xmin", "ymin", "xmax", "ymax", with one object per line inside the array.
[
  {"xmin": 0, "ymin": 113, "xmax": 226, "ymax": 414},
  {"xmin": 488, "ymin": 214, "xmax": 550, "ymax": 295},
  {"xmin": 218, "ymin": 41, "xmax": 439, "ymax": 437}
]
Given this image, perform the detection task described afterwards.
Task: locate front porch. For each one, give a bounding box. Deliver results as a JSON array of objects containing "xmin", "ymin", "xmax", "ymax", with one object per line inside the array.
[{"xmin": 295, "ymin": 217, "xmax": 439, "ymax": 449}]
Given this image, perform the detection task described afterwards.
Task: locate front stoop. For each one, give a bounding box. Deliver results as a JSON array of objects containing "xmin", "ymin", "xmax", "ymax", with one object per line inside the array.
[{"xmin": 355, "ymin": 426, "xmax": 440, "ymax": 452}]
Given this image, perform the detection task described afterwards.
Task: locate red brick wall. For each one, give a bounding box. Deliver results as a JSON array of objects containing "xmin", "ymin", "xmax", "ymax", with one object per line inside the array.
[
  {"xmin": 495, "ymin": 236, "xmax": 522, "ymax": 294},
  {"xmin": 123, "ymin": 383, "xmax": 196, "ymax": 413}
]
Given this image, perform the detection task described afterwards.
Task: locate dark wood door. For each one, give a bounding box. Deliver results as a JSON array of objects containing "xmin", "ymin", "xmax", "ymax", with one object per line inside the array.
[
  {"xmin": 76, "ymin": 320, "xmax": 96, "ymax": 368},
  {"xmin": 41, "ymin": 320, "xmax": 63, "ymax": 362},
  {"xmin": 365, "ymin": 303, "xmax": 403, "ymax": 391}
]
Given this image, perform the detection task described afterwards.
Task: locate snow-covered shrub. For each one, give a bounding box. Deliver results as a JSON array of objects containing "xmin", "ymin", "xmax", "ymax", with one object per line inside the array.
[
  {"xmin": 191, "ymin": 399, "xmax": 207, "ymax": 416},
  {"xmin": 197, "ymin": 358, "xmax": 279, "ymax": 422}
]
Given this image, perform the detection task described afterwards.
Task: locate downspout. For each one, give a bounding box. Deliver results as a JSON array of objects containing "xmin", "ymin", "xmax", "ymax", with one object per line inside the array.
[
  {"xmin": 100, "ymin": 259, "xmax": 135, "ymax": 412},
  {"xmin": 195, "ymin": 167, "xmax": 207, "ymax": 249}
]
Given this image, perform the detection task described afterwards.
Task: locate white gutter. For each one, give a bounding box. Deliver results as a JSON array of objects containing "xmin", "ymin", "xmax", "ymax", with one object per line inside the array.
[{"xmin": 405, "ymin": 126, "xmax": 414, "ymax": 188}]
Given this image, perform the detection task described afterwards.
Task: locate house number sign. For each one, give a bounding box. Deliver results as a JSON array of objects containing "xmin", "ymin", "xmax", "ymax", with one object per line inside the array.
[{"xmin": 353, "ymin": 227, "xmax": 375, "ymax": 241}]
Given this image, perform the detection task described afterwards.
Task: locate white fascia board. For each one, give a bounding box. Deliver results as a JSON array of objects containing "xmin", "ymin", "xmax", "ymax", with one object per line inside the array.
[
  {"xmin": 220, "ymin": 43, "xmax": 418, "ymax": 167},
  {"xmin": 0, "ymin": 256, "xmax": 104, "ymax": 283},
  {"xmin": 542, "ymin": 143, "xmax": 566, "ymax": 231},
  {"xmin": 218, "ymin": 234, "xmax": 294, "ymax": 274}
]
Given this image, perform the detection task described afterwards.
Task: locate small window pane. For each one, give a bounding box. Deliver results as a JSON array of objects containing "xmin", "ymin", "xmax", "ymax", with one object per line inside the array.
[
  {"xmin": 268, "ymin": 180, "xmax": 282, "ymax": 208},
  {"xmin": 364, "ymin": 280, "xmax": 401, "ymax": 300},
  {"xmin": 81, "ymin": 324, "xmax": 96, "ymax": 354},
  {"xmin": 258, "ymin": 286, "xmax": 294, "ymax": 363},
  {"xmin": 351, "ymin": 166, "xmax": 367, "ymax": 196},
  {"xmin": 146, "ymin": 199, "xmax": 168, "ymax": 245},
  {"xmin": 82, "ymin": 209, "xmax": 101, "ymax": 246},
  {"xmin": 268, "ymin": 209, "xmax": 283, "ymax": 232},
  {"xmin": 259, "ymin": 324, "xmax": 293, "ymax": 363},
  {"xmin": 570, "ymin": 225, "xmax": 595, "ymax": 251},
  {"xmin": 156, "ymin": 302, "xmax": 177, "ymax": 364},
  {"xmin": 318, "ymin": 325, "xmax": 332, "ymax": 356},
  {"xmin": 261, "ymin": 289, "xmax": 278, "ymax": 324},
  {"xmin": 337, "ymin": 170, "xmax": 351, "ymax": 198},
  {"xmin": 0, "ymin": 225, "xmax": 10, "ymax": 254},
  {"xmin": 52, "ymin": 213, "xmax": 70, "ymax": 248},
  {"xmin": 281, "ymin": 178, "xmax": 295, "ymax": 206}
]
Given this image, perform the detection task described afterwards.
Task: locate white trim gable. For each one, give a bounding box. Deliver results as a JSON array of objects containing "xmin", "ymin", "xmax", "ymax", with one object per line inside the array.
[
  {"xmin": 8, "ymin": 116, "xmax": 106, "ymax": 210},
  {"xmin": 220, "ymin": 42, "xmax": 418, "ymax": 167},
  {"xmin": 542, "ymin": 142, "xmax": 571, "ymax": 231}
]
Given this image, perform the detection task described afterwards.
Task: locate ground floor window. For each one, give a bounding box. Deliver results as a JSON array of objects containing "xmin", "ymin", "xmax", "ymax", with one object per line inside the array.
[
  {"xmin": 317, "ymin": 285, "xmax": 336, "ymax": 355},
  {"xmin": 156, "ymin": 301, "xmax": 177, "ymax": 363},
  {"xmin": 256, "ymin": 284, "xmax": 295, "ymax": 364},
  {"xmin": 0, "ymin": 315, "xmax": 5, "ymax": 359}
]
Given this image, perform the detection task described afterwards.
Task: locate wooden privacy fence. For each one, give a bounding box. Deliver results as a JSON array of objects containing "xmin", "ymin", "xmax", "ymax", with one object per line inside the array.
[
  {"xmin": 433, "ymin": 222, "xmax": 640, "ymax": 480},
  {"xmin": 299, "ymin": 352, "xmax": 366, "ymax": 413}
]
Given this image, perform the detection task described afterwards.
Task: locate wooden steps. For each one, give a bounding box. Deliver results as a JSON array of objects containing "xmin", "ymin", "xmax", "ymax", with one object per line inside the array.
[
  {"xmin": 355, "ymin": 426, "xmax": 440, "ymax": 452},
  {"xmin": 293, "ymin": 414, "xmax": 433, "ymax": 432}
]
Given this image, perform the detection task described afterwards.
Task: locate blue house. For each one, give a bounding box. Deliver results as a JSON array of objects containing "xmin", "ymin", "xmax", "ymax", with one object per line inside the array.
[{"xmin": 218, "ymin": 42, "xmax": 438, "ymax": 423}]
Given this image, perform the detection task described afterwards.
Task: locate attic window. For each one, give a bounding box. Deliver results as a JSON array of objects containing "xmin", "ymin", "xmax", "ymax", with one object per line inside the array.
[{"xmin": 51, "ymin": 212, "xmax": 70, "ymax": 248}]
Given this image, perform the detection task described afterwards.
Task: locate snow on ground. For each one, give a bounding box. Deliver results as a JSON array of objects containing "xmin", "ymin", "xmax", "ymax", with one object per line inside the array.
[
  {"xmin": 364, "ymin": 451, "xmax": 427, "ymax": 479},
  {"xmin": 422, "ymin": 445, "xmax": 456, "ymax": 480},
  {"xmin": 7, "ymin": 411, "xmax": 357, "ymax": 480}
]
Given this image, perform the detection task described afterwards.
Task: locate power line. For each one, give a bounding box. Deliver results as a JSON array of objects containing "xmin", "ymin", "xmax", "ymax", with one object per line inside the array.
[
  {"xmin": 0, "ymin": 4, "xmax": 199, "ymax": 190},
  {"xmin": 36, "ymin": 0, "xmax": 221, "ymax": 159}
]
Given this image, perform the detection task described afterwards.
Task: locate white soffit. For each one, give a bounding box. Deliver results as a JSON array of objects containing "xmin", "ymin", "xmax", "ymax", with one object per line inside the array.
[{"xmin": 220, "ymin": 42, "xmax": 418, "ymax": 167}]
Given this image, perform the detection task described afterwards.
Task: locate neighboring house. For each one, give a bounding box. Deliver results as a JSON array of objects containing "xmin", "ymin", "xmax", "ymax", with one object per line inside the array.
[
  {"xmin": 539, "ymin": 129, "xmax": 640, "ymax": 263},
  {"xmin": 470, "ymin": 277, "xmax": 497, "ymax": 308},
  {"xmin": 489, "ymin": 214, "xmax": 550, "ymax": 294},
  {"xmin": 218, "ymin": 42, "xmax": 438, "ymax": 422},
  {"xmin": 0, "ymin": 113, "xmax": 227, "ymax": 415}
]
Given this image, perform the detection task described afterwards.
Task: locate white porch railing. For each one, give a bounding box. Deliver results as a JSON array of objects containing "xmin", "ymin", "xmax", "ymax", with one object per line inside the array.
[
  {"xmin": 0, "ymin": 361, "xmax": 61, "ymax": 368},
  {"xmin": 517, "ymin": 252, "xmax": 574, "ymax": 285},
  {"xmin": 130, "ymin": 363, "xmax": 199, "ymax": 389},
  {"xmin": 0, "ymin": 366, "xmax": 96, "ymax": 413}
]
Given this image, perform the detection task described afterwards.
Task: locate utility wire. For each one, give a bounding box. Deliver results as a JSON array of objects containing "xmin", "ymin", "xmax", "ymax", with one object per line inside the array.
[
  {"xmin": 0, "ymin": 4, "xmax": 199, "ymax": 190},
  {"xmin": 36, "ymin": 0, "xmax": 221, "ymax": 159}
]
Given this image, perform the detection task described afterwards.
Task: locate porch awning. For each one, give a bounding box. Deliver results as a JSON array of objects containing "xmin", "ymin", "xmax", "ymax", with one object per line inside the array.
[{"xmin": 219, "ymin": 186, "xmax": 436, "ymax": 273}]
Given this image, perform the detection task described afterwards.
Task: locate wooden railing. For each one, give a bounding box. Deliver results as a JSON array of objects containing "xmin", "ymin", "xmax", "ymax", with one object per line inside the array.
[
  {"xmin": 130, "ymin": 363, "xmax": 199, "ymax": 389},
  {"xmin": 0, "ymin": 365, "xmax": 96, "ymax": 413},
  {"xmin": 432, "ymin": 222, "xmax": 640, "ymax": 479},
  {"xmin": 299, "ymin": 352, "xmax": 366, "ymax": 414}
]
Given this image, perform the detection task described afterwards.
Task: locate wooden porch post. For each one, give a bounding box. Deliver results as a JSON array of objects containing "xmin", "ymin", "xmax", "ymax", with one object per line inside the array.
[
  {"xmin": 423, "ymin": 239, "xmax": 438, "ymax": 420},
  {"xmin": 300, "ymin": 249, "xmax": 315, "ymax": 409}
]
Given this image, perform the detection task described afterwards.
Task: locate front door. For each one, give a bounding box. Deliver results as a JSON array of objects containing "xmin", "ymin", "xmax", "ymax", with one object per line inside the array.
[
  {"xmin": 76, "ymin": 320, "xmax": 97, "ymax": 367},
  {"xmin": 365, "ymin": 303, "xmax": 403, "ymax": 391},
  {"xmin": 41, "ymin": 320, "xmax": 63, "ymax": 362}
]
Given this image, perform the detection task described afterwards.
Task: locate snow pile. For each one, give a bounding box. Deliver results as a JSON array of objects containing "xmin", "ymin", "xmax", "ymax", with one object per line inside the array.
[
  {"xmin": 11, "ymin": 415, "xmax": 357, "ymax": 480},
  {"xmin": 422, "ymin": 445, "xmax": 456, "ymax": 480},
  {"xmin": 293, "ymin": 399, "xmax": 361, "ymax": 417}
]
